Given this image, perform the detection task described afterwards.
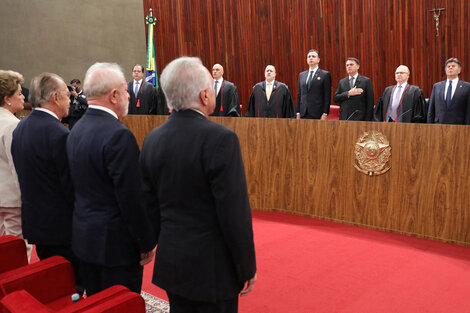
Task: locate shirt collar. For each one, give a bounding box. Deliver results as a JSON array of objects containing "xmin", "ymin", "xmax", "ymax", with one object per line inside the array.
[
  {"xmin": 34, "ymin": 107, "xmax": 59, "ymax": 120},
  {"xmin": 397, "ymin": 82, "xmax": 408, "ymax": 89},
  {"xmin": 88, "ymin": 104, "xmax": 118, "ymax": 119}
]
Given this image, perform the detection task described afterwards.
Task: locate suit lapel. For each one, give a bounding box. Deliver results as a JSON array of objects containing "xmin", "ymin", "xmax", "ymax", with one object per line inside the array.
[{"xmin": 450, "ymin": 81, "xmax": 464, "ymax": 107}]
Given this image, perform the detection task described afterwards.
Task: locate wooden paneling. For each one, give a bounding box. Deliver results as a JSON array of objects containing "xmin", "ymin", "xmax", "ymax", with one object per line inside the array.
[
  {"xmin": 122, "ymin": 115, "xmax": 470, "ymax": 245},
  {"xmin": 143, "ymin": 0, "xmax": 469, "ymax": 114}
]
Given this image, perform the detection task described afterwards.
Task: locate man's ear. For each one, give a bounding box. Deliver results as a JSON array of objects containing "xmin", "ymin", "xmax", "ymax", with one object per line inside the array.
[
  {"xmin": 109, "ymin": 89, "xmax": 118, "ymax": 104},
  {"xmin": 200, "ymin": 88, "xmax": 209, "ymax": 105}
]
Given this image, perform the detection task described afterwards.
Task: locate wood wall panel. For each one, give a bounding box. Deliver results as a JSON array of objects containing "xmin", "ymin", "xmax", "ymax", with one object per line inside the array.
[
  {"xmin": 143, "ymin": 0, "xmax": 469, "ymax": 115},
  {"xmin": 122, "ymin": 115, "xmax": 470, "ymax": 245}
]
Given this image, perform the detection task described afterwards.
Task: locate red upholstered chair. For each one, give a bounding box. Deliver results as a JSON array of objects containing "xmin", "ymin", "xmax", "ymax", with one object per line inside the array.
[
  {"xmin": 0, "ymin": 286, "xmax": 145, "ymax": 313},
  {"xmin": 327, "ymin": 105, "xmax": 340, "ymax": 120},
  {"xmin": 0, "ymin": 236, "xmax": 28, "ymax": 275},
  {"xmin": 0, "ymin": 256, "xmax": 76, "ymax": 308}
]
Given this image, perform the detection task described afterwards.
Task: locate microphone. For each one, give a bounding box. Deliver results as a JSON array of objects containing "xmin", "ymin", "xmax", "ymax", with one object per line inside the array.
[{"xmin": 346, "ymin": 110, "xmax": 360, "ymax": 121}]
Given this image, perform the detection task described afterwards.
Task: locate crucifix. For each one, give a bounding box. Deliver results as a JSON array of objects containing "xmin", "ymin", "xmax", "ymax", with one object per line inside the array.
[{"xmin": 429, "ymin": 8, "xmax": 445, "ymax": 36}]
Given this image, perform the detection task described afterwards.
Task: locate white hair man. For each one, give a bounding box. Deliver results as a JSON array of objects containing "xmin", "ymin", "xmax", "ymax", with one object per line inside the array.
[
  {"xmin": 374, "ymin": 65, "xmax": 427, "ymax": 123},
  {"xmin": 11, "ymin": 72, "xmax": 82, "ymax": 291},
  {"xmin": 66, "ymin": 62, "xmax": 156, "ymax": 295},
  {"xmin": 140, "ymin": 57, "xmax": 257, "ymax": 313}
]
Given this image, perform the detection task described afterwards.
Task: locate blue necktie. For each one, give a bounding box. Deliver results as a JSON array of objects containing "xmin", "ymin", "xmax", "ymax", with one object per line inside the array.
[
  {"xmin": 134, "ymin": 82, "xmax": 140, "ymax": 97},
  {"xmin": 214, "ymin": 81, "xmax": 218, "ymax": 95},
  {"xmin": 445, "ymin": 80, "xmax": 452, "ymax": 108}
]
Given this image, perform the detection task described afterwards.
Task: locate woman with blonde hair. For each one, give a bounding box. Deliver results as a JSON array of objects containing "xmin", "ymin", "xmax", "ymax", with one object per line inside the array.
[{"xmin": 0, "ymin": 69, "xmax": 31, "ymax": 259}]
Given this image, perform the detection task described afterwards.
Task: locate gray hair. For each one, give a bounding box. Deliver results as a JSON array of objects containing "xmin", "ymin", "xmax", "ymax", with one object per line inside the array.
[
  {"xmin": 83, "ymin": 62, "xmax": 125, "ymax": 98},
  {"xmin": 160, "ymin": 57, "xmax": 211, "ymax": 111},
  {"xmin": 29, "ymin": 73, "xmax": 65, "ymax": 108},
  {"xmin": 396, "ymin": 65, "xmax": 410, "ymax": 74}
]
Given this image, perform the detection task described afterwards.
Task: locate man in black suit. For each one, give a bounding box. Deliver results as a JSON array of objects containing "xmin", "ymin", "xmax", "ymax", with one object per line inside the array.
[
  {"xmin": 127, "ymin": 64, "xmax": 158, "ymax": 115},
  {"xmin": 210, "ymin": 64, "xmax": 240, "ymax": 117},
  {"xmin": 427, "ymin": 57, "xmax": 470, "ymax": 125},
  {"xmin": 140, "ymin": 57, "xmax": 256, "ymax": 313},
  {"xmin": 374, "ymin": 65, "xmax": 427, "ymax": 123},
  {"xmin": 247, "ymin": 65, "xmax": 294, "ymax": 118},
  {"xmin": 296, "ymin": 49, "xmax": 332, "ymax": 120},
  {"xmin": 11, "ymin": 72, "xmax": 81, "ymax": 286},
  {"xmin": 333, "ymin": 57, "xmax": 374, "ymax": 121},
  {"xmin": 66, "ymin": 62, "xmax": 156, "ymax": 295}
]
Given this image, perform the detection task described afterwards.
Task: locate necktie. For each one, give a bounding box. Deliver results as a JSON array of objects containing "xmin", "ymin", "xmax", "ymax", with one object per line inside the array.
[
  {"xmin": 134, "ymin": 82, "xmax": 140, "ymax": 97},
  {"xmin": 446, "ymin": 80, "xmax": 452, "ymax": 108},
  {"xmin": 306, "ymin": 71, "xmax": 314, "ymax": 90},
  {"xmin": 390, "ymin": 85, "xmax": 402, "ymax": 121},
  {"xmin": 214, "ymin": 80, "xmax": 218, "ymax": 95},
  {"xmin": 349, "ymin": 77, "xmax": 355, "ymax": 89},
  {"xmin": 266, "ymin": 82, "xmax": 272, "ymax": 101}
]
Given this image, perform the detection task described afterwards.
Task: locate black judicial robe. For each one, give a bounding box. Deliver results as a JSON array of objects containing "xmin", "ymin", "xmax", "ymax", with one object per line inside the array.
[
  {"xmin": 210, "ymin": 80, "xmax": 241, "ymax": 117},
  {"xmin": 246, "ymin": 81, "xmax": 295, "ymax": 118},
  {"xmin": 373, "ymin": 84, "xmax": 427, "ymax": 123}
]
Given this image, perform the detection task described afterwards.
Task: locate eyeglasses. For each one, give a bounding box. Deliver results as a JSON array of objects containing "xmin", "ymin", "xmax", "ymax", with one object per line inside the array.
[{"xmin": 395, "ymin": 72, "xmax": 408, "ymax": 75}]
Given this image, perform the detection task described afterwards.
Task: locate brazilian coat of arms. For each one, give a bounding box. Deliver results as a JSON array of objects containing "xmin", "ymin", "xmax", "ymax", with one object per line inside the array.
[{"xmin": 353, "ymin": 130, "xmax": 391, "ymax": 176}]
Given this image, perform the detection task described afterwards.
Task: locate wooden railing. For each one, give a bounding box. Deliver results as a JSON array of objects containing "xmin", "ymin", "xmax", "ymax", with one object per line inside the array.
[{"xmin": 122, "ymin": 115, "xmax": 470, "ymax": 246}]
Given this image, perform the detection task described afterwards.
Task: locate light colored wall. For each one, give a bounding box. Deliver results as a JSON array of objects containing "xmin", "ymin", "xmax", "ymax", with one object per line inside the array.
[{"xmin": 0, "ymin": 0, "xmax": 146, "ymax": 86}]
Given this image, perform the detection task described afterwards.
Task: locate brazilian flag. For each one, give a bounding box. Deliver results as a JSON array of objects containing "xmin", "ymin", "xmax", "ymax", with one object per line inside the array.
[{"xmin": 145, "ymin": 10, "xmax": 158, "ymax": 89}]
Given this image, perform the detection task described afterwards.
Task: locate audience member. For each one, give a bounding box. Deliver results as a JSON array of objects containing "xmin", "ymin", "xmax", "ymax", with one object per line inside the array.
[
  {"xmin": 427, "ymin": 57, "xmax": 470, "ymax": 124},
  {"xmin": 333, "ymin": 57, "xmax": 374, "ymax": 121},
  {"xmin": 11, "ymin": 72, "xmax": 81, "ymax": 289},
  {"xmin": 247, "ymin": 65, "xmax": 294, "ymax": 118},
  {"xmin": 296, "ymin": 49, "xmax": 332, "ymax": 120},
  {"xmin": 67, "ymin": 78, "xmax": 88, "ymax": 129},
  {"xmin": 210, "ymin": 64, "xmax": 241, "ymax": 117},
  {"xmin": 66, "ymin": 62, "xmax": 156, "ymax": 295},
  {"xmin": 0, "ymin": 70, "xmax": 32, "ymax": 259},
  {"xmin": 140, "ymin": 57, "xmax": 257, "ymax": 313},
  {"xmin": 374, "ymin": 65, "xmax": 427, "ymax": 123}
]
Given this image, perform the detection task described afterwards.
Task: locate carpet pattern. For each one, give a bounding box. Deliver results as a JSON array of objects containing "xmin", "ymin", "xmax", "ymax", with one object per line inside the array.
[{"xmin": 141, "ymin": 291, "xmax": 170, "ymax": 313}]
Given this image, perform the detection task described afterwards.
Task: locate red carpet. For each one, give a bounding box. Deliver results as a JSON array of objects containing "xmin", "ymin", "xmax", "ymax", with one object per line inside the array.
[{"xmin": 31, "ymin": 211, "xmax": 470, "ymax": 312}]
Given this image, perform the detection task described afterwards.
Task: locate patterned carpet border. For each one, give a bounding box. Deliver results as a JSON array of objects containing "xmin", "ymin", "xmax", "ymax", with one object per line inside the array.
[{"xmin": 141, "ymin": 291, "xmax": 170, "ymax": 313}]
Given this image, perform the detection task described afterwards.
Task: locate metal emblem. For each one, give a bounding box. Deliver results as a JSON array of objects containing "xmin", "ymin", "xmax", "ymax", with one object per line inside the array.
[{"xmin": 353, "ymin": 131, "xmax": 391, "ymax": 176}]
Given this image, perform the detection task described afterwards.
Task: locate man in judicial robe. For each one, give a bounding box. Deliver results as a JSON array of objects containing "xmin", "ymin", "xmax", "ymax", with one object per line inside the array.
[
  {"xmin": 333, "ymin": 57, "xmax": 374, "ymax": 121},
  {"xmin": 374, "ymin": 65, "xmax": 427, "ymax": 123},
  {"xmin": 246, "ymin": 65, "xmax": 294, "ymax": 118},
  {"xmin": 296, "ymin": 49, "xmax": 332, "ymax": 120},
  {"xmin": 127, "ymin": 64, "xmax": 159, "ymax": 115},
  {"xmin": 427, "ymin": 57, "xmax": 470, "ymax": 125},
  {"xmin": 210, "ymin": 64, "xmax": 240, "ymax": 117}
]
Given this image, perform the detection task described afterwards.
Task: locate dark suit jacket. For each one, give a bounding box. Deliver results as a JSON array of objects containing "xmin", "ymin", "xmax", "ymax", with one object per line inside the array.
[
  {"xmin": 140, "ymin": 109, "xmax": 256, "ymax": 302},
  {"xmin": 127, "ymin": 80, "xmax": 158, "ymax": 115},
  {"xmin": 210, "ymin": 80, "xmax": 240, "ymax": 117},
  {"xmin": 296, "ymin": 68, "xmax": 332, "ymax": 118},
  {"xmin": 66, "ymin": 108, "xmax": 156, "ymax": 266},
  {"xmin": 246, "ymin": 81, "xmax": 294, "ymax": 118},
  {"xmin": 374, "ymin": 84, "xmax": 427, "ymax": 123},
  {"xmin": 427, "ymin": 79, "xmax": 470, "ymax": 125},
  {"xmin": 11, "ymin": 110, "xmax": 74, "ymax": 245},
  {"xmin": 333, "ymin": 74, "xmax": 374, "ymax": 121}
]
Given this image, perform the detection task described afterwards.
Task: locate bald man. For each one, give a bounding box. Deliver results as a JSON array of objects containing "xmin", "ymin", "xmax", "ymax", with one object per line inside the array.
[
  {"xmin": 373, "ymin": 65, "xmax": 427, "ymax": 123},
  {"xmin": 210, "ymin": 64, "xmax": 240, "ymax": 117},
  {"xmin": 246, "ymin": 65, "xmax": 294, "ymax": 118}
]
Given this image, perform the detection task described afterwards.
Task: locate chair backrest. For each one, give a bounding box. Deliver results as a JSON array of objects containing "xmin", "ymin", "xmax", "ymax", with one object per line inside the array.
[{"xmin": 0, "ymin": 236, "xmax": 28, "ymax": 274}]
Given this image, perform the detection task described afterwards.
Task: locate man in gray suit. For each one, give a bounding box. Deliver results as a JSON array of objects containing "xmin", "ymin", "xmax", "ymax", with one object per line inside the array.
[{"xmin": 427, "ymin": 57, "xmax": 470, "ymax": 125}]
